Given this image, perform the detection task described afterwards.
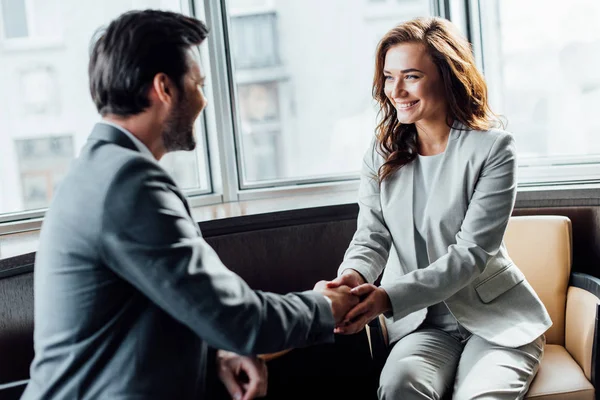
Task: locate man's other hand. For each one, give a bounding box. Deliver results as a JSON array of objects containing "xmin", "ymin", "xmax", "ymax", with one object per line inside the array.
[{"xmin": 217, "ymin": 350, "xmax": 268, "ymax": 400}]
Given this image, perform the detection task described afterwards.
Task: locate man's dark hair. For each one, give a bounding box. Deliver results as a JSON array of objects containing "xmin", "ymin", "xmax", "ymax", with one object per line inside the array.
[{"xmin": 89, "ymin": 10, "xmax": 208, "ymax": 116}]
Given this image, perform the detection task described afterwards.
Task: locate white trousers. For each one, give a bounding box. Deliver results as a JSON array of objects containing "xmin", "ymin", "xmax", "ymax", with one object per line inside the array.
[{"xmin": 378, "ymin": 328, "xmax": 545, "ymax": 400}]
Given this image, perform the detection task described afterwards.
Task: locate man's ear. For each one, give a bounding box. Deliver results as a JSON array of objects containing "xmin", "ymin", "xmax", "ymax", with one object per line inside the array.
[{"xmin": 151, "ymin": 73, "xmax": 176, "ymax": 106}]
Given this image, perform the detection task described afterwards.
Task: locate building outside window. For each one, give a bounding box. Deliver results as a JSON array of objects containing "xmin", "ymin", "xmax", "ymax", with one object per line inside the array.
[
  {"xmin": 14, "ymin": 136, "xmax": 74, "ymax": 209},
  {"xmin": 479, "ymin": 0, "xmax": 600, "ymax": 184},
  {"xmin": 0, "ymin": 0, "xmax": 211, "ymax": 216},
  {"xmin": 226, "ymin": 0, "xmax": 431, "ymax": 187},
  {"xmin": 1, "ymin": 0, "xmax": 29, "ymax": 39}
]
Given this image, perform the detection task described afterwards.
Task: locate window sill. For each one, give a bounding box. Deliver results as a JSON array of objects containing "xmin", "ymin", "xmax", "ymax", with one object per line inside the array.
[
  {"xmin": 0, "ymin": 189, "xmax": 359, "ymax": 264},
  {"xmin": 2, "ymin": 183, "xmax": 600, "ymax": 266}
]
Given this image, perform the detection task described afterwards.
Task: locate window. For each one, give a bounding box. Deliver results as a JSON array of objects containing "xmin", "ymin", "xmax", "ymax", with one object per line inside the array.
[
  {"xmin": 0, "ymin": 0, "xmax": 64, "ymax": 47},
  {"xmin": 225, "ymin": 0, "xmax": 432, "ymax": 187},
  {"xmin": 479, "ymin": 0, "xmax": 600, "ymax": 184},
  {"xmin": 15, "ymin": 136, "xmax": 73, "ymax": 209},
  {"xmin": 230, "ymin": 12, "xmax": 279, "ymax": 69},
  {"xmin": 0, "ymin": 0, "xmax": 211, "ymax": 216},
  {"xmin": 14, "ymin": 0, "xmax": 595, "ymax": 229},
  {"xmin": 1, "ymin": 0, "xmax": 29, "ymax": 39}
]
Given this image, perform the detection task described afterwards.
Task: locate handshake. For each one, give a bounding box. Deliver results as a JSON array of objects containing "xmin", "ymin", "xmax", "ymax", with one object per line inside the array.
[{"xmin": 313, "ymin": 269, "xmax": 392, "ymax": 335}]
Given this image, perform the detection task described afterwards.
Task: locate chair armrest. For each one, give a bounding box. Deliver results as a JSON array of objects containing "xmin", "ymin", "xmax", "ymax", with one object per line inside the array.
[
  {"xmin": 367, "ymin": 314, "xmax": 390, "ymax": 376},
  {"xmin": 567, "ymin": 271, "xmax": 600, "ymax": 388},
  {"xmin": 0, "ymin": 379, "xmax": 29, "ymax": 400},
  {"xmin": 258, "ymin": 349, "xmax": 293, "ymax": 362}
]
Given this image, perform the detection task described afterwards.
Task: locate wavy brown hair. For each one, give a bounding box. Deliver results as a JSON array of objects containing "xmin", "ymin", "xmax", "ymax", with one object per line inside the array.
[{"xmin": 373, "ymin": 17, "xmax": 500, "ymax": 182}]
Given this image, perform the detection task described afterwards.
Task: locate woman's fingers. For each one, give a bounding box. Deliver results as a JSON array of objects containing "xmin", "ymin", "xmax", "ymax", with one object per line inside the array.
[{"xmin": 350, "ymin": 283, "xmax": 376, "ymax": 297}]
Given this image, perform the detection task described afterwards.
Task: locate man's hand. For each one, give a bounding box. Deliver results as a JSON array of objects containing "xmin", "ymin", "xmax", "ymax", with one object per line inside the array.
[
  {"xmin": 217, "ymin": 350, "xmax": 268, "ymax": 400},
  {"xmin": 334, "ymin": 284, "xmax": 392, "ymax": 335},
  {"xmin": 313, "ymin": 281, "xmax": 360, "ymax": 324},
  {"xmin": 326, "ymin": 268, "xmax": 366, "ymax": 290}
]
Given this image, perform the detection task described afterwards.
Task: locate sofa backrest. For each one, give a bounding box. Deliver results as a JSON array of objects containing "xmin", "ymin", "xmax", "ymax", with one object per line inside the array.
[
  {"xmin": 0, "ymin": 218, "xmax": 360, "ymax": 389},
  {"xmin": 503, "ymin": 215, "xmax": 572, "ymax": 345},
  {"xmin": 0, "ymin": 270, "xmax": 34, "ymax": 385}
]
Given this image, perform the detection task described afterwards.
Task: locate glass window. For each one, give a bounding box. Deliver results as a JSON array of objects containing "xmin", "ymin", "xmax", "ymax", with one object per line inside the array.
[
  {"xmin": 479, "ymin": 0, "xmax": 600, "ymax": 184},
  {"xmin": 1, "ymin": 0, "xmax": 64, "ymax": 42},
  {"xmin": 14, "ymin": 136, "xmax": 73, "ymax": 209},
  {"xmin": 1, "ymin": 0, "xmax": 29, "ymax": 39},
  {"xmin": 225, "ymin": 0, "xmax": 432, "ymax": 187},
  {"xmin": 0, "ymin": 0, "xmax": 211, "ymax": 216}
]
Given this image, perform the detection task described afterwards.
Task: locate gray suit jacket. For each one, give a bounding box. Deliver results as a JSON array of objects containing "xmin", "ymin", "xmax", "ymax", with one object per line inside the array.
[
  {"xmin": 21, "ymin": 123, "xmax": 334, "ymax": 399},
  {"xmin": 339, "ymin": 123, "xmax": 551, "ymax": 347}
]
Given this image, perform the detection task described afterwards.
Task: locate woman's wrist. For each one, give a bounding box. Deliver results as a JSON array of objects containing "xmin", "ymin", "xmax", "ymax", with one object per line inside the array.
[
  {"xmin": 341, "ymin": 268, "xmax": 367, "ymax": 284},
  {"xmin": 377, "ymin": 287, "xmax": 393, "ymax": 314}
]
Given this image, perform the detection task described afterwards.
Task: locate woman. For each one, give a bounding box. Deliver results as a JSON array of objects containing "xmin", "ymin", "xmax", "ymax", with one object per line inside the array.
[{"xmin": 327, "ymin": 17, "xmax": 551, "ymax": 399}]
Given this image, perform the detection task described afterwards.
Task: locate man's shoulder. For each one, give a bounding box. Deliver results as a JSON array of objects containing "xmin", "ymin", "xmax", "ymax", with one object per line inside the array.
[
  {"xmin": 80, "ymin": 140, "xmax": 167, "ymax": 189},
  {"xmin": 48, "ymin": 140, "xmax": 167, "ymax": 219}
]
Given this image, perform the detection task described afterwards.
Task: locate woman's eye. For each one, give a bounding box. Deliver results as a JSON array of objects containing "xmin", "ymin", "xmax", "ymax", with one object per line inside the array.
[
  {"xmin": 384, "ymin": 75, "xmax": 393, "ymax": 81},
  {"xmin": 405, "ymin": 75, "xmax": 418, "ymax": 80}
]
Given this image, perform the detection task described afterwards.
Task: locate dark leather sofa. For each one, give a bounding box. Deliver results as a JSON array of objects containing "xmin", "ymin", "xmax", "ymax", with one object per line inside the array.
[{"xmin": 1, "ymin": 202, "xmax": 600, "ymax": 399}]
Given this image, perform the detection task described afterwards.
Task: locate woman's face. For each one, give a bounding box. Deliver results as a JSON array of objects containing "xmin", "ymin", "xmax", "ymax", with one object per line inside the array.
[{"xmin": 383, "ymin": 42, "xmax": 448, "ymax": 125}]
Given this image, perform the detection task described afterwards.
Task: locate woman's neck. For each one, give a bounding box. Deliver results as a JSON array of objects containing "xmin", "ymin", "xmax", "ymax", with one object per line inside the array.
[{"xmin": 415, "ymin": 118, "xmax": 453, "ymax": 156}]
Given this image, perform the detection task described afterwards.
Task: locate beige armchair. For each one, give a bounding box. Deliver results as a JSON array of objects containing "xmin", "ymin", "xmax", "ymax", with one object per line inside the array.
[{"xmin": 368, "ymin": 215, "xmax": 599, "ymax": 399}]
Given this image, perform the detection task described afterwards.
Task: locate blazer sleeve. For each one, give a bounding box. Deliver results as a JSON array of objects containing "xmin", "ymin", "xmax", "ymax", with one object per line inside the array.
[
  {"xmin": 337, "ymin": 139, "xmax": 392, "ymax": 283},
  {"xmin": 99, "ymin": 158, "xmax": 335, "ymax": 355},
  {"xmin": 381, "ymin": 133, "xmax": 518, "ymax": 321}
]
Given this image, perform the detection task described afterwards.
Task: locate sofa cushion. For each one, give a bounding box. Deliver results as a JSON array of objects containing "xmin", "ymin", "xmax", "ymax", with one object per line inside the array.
[{"xmin": 525, "ymin": 344, "xmax": 594, "ymax": 399}]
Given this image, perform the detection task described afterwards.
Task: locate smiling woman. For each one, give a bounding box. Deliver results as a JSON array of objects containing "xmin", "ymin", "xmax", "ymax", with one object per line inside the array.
[{"xmin": 325, "ymin": 16, "xmax": 551, "ymax": 400}]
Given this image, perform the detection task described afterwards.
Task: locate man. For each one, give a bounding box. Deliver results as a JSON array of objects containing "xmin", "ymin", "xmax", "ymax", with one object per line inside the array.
[{"xmin": 21, "ymin": 10, "xmax": 357, "ymax": 400}]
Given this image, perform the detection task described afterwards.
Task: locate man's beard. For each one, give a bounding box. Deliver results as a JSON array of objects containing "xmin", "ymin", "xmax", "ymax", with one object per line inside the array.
[{"xmin": 162, "ymin": 103, "xmax": 196, "ymax": 152}]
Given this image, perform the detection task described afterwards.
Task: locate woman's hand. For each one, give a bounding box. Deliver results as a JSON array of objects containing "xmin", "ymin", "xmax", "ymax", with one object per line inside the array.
[
  {"xmin": 334, "ymin": 284, "xmax": 392, "ymax": 335},
  {"xmin": 326, "ymin": 269, "xmax": 366, "ymax": 290}
]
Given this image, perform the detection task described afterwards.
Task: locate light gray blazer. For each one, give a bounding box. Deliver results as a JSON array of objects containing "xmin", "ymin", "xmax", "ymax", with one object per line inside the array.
[
  {"xmin": 22, "ymin": 123, "xmax": 335, "ymax": 400},
  {"xmin": 338, "ymin": 123, "xmax": 551, "ymax": 348}
]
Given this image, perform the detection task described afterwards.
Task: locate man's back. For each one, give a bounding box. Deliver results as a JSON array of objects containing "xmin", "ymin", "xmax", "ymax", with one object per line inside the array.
[
  {"xmin": 22, "ymin": 125, "xmax": 209, "ymax": 399},
  {"xmin": 22, "ymin": 124, "xmax": 336, "ymax": 399}
]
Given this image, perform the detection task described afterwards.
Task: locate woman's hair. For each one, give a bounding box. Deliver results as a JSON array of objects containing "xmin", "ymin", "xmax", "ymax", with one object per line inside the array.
[{"xmin": 373, "ymin": 17, "xmax": 500, "ymax": 182}]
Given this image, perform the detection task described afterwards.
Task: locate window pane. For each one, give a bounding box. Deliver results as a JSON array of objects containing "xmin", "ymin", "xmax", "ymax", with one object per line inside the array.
[
  {"xmin": 14, "ymin": 136, "xmax": 73, "ymax": 209},
  {"xmin": 31, "ymin": 0, "xmax": 63, "ymax": 39},
  {"xmin": 480, "ymin": 0, "xmax": 600, "ymax": 160},
  {"xmin": 226, "ymin": 0, "xmax": 431, "ymax": 186},
  {"xmin": 1, "ymin": 0, "xmax": 29, "ymax": 38},
  {"xmin": 0, "ymin": 1, "xmax": 211, "ymax": 216}
]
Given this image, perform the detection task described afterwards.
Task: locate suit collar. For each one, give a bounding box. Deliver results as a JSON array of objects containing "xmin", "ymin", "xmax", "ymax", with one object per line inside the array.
[
  {"xmin": 90, "ymin": 122, "xmax": 196, "ymax": 220},
  {"xmin": 449, "ymin": 120, "xmax": 466, "ymax": 141},
  {"xmin": 89, "ymin": 122, "xmax": 139, "ymax": 152}
]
